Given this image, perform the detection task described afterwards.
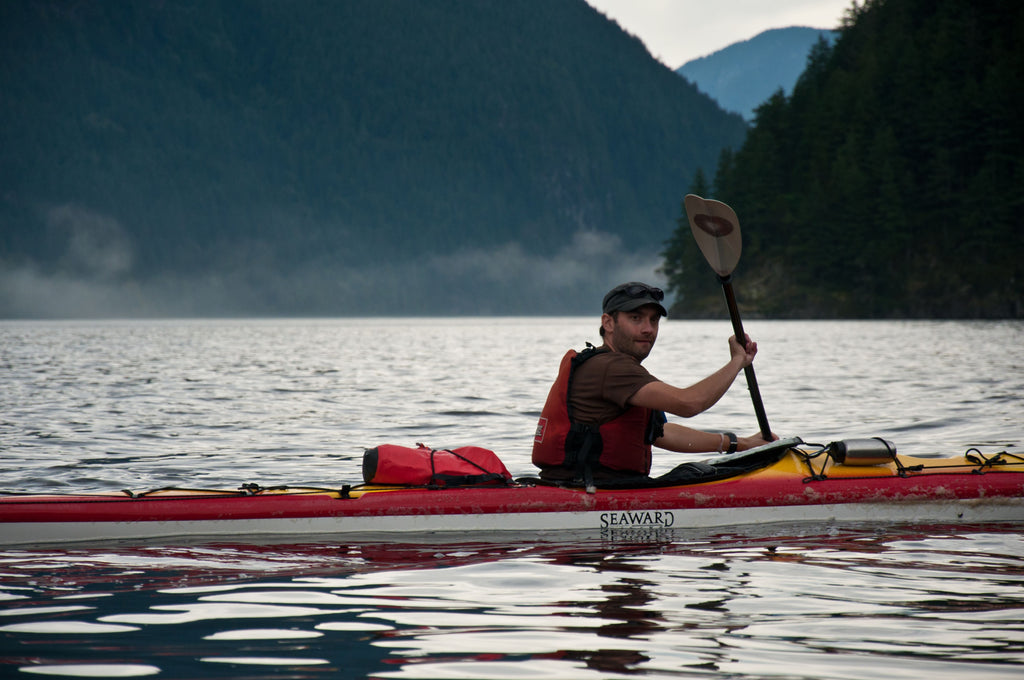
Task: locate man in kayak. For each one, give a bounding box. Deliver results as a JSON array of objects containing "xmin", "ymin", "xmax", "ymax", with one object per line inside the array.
[{"xmin": 532, "ymin": 281, "xmax": 775, "ymax": 485}]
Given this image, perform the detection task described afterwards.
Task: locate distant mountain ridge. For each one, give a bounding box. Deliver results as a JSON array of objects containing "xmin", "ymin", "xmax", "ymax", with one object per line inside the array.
[
  {"xmin": 0, "ymin": 0, "xmax": 747, "ymax": 318},
  {"xmin": 677, "ymin": 27, "xmax": 837, "ymax": 120}
]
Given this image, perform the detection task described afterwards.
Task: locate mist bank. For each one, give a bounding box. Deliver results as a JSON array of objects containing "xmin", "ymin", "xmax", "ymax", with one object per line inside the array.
[{"xmin": 0, "ymin": 204, "xmax": 664, "ymax": 318}]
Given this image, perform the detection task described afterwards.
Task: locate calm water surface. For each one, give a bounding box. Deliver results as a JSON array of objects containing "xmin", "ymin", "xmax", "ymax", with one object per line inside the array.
[{"xmin": 1, "ymin": 318, "xmax": 1022, "ymax": 678}]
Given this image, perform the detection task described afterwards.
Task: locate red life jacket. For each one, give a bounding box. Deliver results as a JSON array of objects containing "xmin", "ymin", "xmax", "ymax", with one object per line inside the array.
[{"xmin": 531, "ymin": 347, "xmax": 663, "ymax": 479}]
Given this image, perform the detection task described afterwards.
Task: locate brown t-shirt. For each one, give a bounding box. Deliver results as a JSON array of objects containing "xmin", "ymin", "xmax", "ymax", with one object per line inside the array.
[{"xmin": 568, "ymin": 347, "xmax": 659, "ymax": 425}]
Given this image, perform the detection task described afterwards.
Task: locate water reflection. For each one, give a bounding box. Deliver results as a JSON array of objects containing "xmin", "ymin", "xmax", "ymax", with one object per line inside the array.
[
  {"xmin": 19, "ymin": 664, "xmax": 161, "ymax": 677},
  {"xmin": 2, "ymin": 527, "xmax": 1023, "ymax": 678}
]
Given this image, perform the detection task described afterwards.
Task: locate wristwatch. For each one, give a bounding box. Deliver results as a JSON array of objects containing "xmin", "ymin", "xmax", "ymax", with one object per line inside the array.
[{"xmin": 726, "ymin": 431, "xmax": 738, "ymax": 454}]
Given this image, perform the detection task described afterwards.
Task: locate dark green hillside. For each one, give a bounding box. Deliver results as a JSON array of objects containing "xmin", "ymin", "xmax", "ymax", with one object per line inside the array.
[
  {"xmin": 0, "ymin": 0, "xmax": 747, "ymax": 317},
  {"xmin": 663, "ymin": 0, "xmax": 1023, "ymax": 319}
]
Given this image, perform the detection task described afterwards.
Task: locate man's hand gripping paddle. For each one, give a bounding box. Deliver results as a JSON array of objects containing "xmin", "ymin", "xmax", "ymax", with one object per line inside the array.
[{"xmin": 684, "ymin": 194, "xmax": 772, "ymax": 441}]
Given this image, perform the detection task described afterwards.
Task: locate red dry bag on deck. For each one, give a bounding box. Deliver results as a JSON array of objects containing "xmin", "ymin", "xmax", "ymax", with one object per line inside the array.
[{"xmin": 362, "ymin": 443, "xmax": 513, "ymax": 487}]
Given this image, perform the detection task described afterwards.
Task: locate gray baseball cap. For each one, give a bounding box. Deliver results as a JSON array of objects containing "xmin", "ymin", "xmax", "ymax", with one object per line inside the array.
[{"xmin": 602, "ymin": 282, "xmax": 667, "ymax": 317}]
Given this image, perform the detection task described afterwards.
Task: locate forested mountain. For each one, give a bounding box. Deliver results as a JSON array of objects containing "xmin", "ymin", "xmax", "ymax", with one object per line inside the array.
[
  {"xmin": 0, "ymin": 0, "xmax": 747, "ymax": 317},
  {"xmin": 663, "ymin": 0, "xmax": 1023, "ymax": 319}
]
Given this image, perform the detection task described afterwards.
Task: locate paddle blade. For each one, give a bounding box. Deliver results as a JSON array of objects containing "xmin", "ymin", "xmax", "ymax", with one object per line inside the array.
[{"xmin": 684, "ymin": 194, "xmax": 742, "ymax": 277}]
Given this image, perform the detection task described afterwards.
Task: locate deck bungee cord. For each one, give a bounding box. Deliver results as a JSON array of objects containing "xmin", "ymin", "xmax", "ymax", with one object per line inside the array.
[{"xmin": 795, "ymin": 440, "xmax": 1024, "ymax": 483}]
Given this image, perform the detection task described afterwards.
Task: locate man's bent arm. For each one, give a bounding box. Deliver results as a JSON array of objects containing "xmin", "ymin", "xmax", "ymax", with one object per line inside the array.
[
  {"xmin": 627, "ymin": 335, "xmax": 755, "ymax": 418},
  {"xmin": 656, "ymin": 423, "xmax": 772, "ymax": 453},
  {"xmin": 628, "ymin": 356, "xmax": 744, "ymax": 417}
]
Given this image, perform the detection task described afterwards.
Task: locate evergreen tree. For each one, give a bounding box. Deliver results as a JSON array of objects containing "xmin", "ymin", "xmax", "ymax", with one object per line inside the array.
[{"xmin": 667, "ymin": 0, "xmax": 1023, "ymax": 318}]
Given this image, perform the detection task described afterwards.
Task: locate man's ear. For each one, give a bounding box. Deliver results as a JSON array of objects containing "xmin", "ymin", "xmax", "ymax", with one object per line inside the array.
[{"xmin": 600, "ymin": 312, "xmax": 616, "ymax": 336}]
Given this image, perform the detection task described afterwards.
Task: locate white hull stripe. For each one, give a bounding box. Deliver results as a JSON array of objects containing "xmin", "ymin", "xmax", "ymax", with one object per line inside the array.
[{"xmin": 4, "ymin": 498, "xmax": 1023, "ymax": 545}]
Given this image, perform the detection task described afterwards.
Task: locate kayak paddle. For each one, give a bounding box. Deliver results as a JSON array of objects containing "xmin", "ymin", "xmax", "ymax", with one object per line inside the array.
[{"xmin": 683, "ymin": 194, "xmax": 772, "ymax": 441}]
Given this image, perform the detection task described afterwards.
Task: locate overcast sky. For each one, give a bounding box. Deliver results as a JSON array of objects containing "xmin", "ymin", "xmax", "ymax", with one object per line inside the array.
[{"xmin": 585, "ymin": 0, "xmax": 856, "ymax": 68}]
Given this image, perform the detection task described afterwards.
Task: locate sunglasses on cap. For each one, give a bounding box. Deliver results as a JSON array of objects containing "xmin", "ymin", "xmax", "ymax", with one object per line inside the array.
[{"xmin": 612, "ymin": 284, "xmax": 664, "ymax": 301}]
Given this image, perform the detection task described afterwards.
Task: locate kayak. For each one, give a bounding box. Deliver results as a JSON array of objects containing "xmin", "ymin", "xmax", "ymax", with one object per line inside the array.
[{"xmin": 1, "ymin": 438, "xmax": 1022, "ymax": 546}]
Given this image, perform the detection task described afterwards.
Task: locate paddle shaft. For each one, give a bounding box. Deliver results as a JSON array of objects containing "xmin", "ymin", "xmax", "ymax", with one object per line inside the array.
[{"xmin": 719, "ymin": 275, "xmax": 772, "ymax": 440}]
